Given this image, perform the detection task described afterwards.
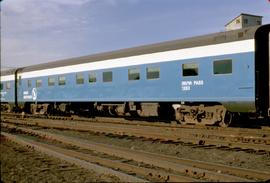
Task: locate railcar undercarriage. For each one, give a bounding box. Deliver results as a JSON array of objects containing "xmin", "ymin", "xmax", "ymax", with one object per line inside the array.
[
  {"xmin": 174, "ymin": 103, "xmax": 233, "ymax": 127},
  {"xmin": 1, "ymin": 101, "xmax": 238, "ymax": 127}
]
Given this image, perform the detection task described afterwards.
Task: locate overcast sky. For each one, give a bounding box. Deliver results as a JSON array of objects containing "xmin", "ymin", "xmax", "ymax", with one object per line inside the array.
[{"xmin": 1, "ymin": 0, "xmax": 270, "ymax": 70}]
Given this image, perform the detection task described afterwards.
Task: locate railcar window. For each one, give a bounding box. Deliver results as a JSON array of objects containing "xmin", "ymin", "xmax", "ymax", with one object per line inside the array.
[
  {"xmin": 18, "ymin": 76, "xmax": 22, "ymax": 86},
  {"xmin": 76, "ymin": 73, "xmax": 84, "ymax": 84},
  {"xmin": 128, "ymin": 68, "xmax": 140, "ymax": 81},
  {"xmin": 182, "ymin": 63, "xmax": 198, "ymax": 76},
  {"xmin": 27, "ymin": 80, "xmax": 32, "ymax": 88},
  {"xmin": 58, "ymin": 76, "xmax": 66, "ymax": 85},
  {"xmin": 0, "ymin": 83, "xmax": 3, "ymax": 90},
  {"xmin": 213, "ymin": 59, "xmax": 232, "ymax": 75},
  {"xmin": 89, "ymin": 72, "xmax": 96, "ymax": 83},
  {"xmin": 103, "ymin": 71, "xmax": 112, "ymax": 82},
  {"xmin": 36, "ymin": 79, "xmax": 42, "ymax": 88},
  {"xmin": 48, "ymin": 77, "xmax": 55, "ymax": 86},
  {"xmin": 146, "ymin": 67, "xmax": 160, "ymax": 80},
  {"xmin": 6, "ymin": 82, "xmax": 11, "ymax": 89}
]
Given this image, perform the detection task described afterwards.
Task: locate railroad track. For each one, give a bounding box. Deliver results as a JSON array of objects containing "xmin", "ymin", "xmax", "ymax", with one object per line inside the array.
[
  {"xmin": 1, "ymin": 114, "xmax": 270, "ymax": 154},
  {"xmin": 2, "ymin": 112, "xmax": 270, "ymax": 136},
  {"xmin": 2, "ymin": 123, "xmax": 270, "ymax": 182}
]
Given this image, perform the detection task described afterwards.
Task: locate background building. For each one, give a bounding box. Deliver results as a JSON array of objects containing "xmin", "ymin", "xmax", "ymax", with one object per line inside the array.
[{"xmin": 225, "ymin": 13, "xmax": 262, "ymax": 31}]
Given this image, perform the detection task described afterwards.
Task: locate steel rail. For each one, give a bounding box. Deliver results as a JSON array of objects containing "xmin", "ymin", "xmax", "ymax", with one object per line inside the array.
[
  {"xmin": 2, "ymin": 117, "xmax": 270, "ymax": 152},
  {"xmin": 39, "ymin": 142, "xmax": 199, "ymax": 182},
  {"xmin": 2, "ymin": 112, "xmax": 270, "ymax": 135},
  {"xmin": 2, "ymin": 123, "xmax": 269, "ymax": 182},
  {"xmin": 1, "ymin": 132, "xmax": 147, "ymax": 183}
]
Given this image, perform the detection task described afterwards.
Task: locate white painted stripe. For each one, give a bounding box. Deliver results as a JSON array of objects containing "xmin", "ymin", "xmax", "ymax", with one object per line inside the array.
[
  {"xmin": 0, "ymin": 75, "xmax": 14, "ymax": 82},
  {"xmin": 4, "ymin": 39, "xmax": 255, "ymax": 80}
]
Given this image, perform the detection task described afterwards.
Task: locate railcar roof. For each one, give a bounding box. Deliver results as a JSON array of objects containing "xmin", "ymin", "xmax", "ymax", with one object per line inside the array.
[
  {"xmin": 1, "ymin": 25, "xmax": 261, "ymax": 75},
  {"xmin": 1, "ymin": 69, "xmax": 16, "ymax": 77}
]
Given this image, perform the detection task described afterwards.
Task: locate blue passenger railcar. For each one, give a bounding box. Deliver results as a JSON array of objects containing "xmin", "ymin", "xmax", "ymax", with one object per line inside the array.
[{"xmin": 1, "ymin": 24, "xmax": 269, "ymax": 126}]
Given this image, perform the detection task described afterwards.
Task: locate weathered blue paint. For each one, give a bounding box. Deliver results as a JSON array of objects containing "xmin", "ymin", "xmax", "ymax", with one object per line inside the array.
[
  {"xmin": 13, "ymin": 52, "xmax": 255, "ymax": 112},
  {"xmin": 0, "ymin": 81, "xmax": 15, "ymax": 102}
]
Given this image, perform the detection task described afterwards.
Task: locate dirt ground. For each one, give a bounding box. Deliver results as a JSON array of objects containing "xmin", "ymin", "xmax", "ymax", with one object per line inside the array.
[
  {"xmin": 1, "ymin": 127, "xmax": 270, "ymax": 182},
  {"xmin": 45, "ymin": 128, "xmax": 270, "ymax": 172},
  {"xmin": 0, "ymin": 137, "xmax": 119, "ymax": 183}
]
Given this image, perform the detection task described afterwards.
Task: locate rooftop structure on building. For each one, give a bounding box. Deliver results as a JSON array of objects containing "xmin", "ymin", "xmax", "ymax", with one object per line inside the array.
[{"xmin": 225, "ymin": 13, "xmax": 262, "ymax": 31}]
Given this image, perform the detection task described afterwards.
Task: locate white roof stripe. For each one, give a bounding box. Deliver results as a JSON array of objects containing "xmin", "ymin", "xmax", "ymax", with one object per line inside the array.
[
  {"xmin": 1, "ymin": 39, "xmax": 254, "ymax": 81},
  {"xmin": 1, "ymin": 75, "xmax": 14, "ymax": 82}
]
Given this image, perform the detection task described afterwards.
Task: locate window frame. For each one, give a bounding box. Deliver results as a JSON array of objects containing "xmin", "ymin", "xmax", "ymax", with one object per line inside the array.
[
  {"xmin": 146, "ymin": 66, "xmax": 160, "ymax": 80},
  {"xmin": 48, "ymin": 77, "xmax": 55, "ymax": 86},
  {"xmin": 6, "ymin": 82, "xmax": 11, "ymax": 90},
  {"xmin": 182, "ymin": 63, "xmax": 199, "ymax": 77},
  {"xmin": 88, "ymin": 72, "xmax": 97, "ymax": 83},
  {"xmin": 128, "ymin": 68, "xmax": 140, "ymax": 81},
  {"xmin": 213, "ymin": 59, "xmax": 233, "ymax": 75},
  {"xmin": 18, "ymin": 76, "xmax": 22, "ymax": 86},
  {"xmin": 27, "ymin": 80, "xmax": 32, "ymax": 88},
  {"xmin": 76, "ymin": 73, "xmax": 84, "ymax": 85},
  {"xmin": 102, "ymin": 71, "xmax": 113, "ymax": 83},
  {"xmin": 36, "ymin": 79, "xmax": 42, "ymax": 88},
  {"xmin": 58, "ymin": 75, "xmax": 66, "ymax": 86}
]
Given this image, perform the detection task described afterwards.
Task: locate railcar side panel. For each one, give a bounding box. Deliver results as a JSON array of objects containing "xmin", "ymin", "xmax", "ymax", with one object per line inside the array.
[{"xmin": 17, "ymin": 51, "xmax": 255, "ymax": 112}]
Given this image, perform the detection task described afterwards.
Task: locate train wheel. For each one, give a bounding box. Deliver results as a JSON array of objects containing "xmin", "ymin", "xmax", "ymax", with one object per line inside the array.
[{"xmin": 219, "ymin": 111, "xmax": 233, "ymax": 127}]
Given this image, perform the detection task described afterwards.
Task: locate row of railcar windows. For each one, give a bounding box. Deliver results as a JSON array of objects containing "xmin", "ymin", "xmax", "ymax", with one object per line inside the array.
[
  {"xmin": 29, "ymin": 66, "xmax": 160, "ymax": 88},
  {"xmin": 0, "ymin": 59, "xmax": 232, "ymax": 90}
]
